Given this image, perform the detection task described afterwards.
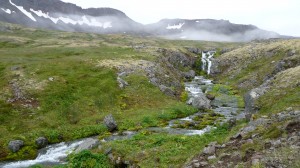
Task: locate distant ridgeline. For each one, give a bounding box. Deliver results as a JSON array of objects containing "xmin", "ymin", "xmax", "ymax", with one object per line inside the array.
[{"xmin": 0, "ymin": 0, "xmax": 285, "ymax": 41}]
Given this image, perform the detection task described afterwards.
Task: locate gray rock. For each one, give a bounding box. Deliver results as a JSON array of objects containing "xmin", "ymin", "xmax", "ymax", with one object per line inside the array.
[
  {"xmin": 206, "ymin": 94, "xmax": 215, "ymax": 100},
  {"xmin": 272, "ymin": 139, "xmax": 281, "ymax": 148},
  {"xmin": 149, "ymin": 77, "xmax": 159, "ymax": 86},
  {"xmin": 159, "ymin": 85, "xmax": 175, "ymax": 97},
  {"xmin": 35, "ymin": 137, "xmax": 48, "ymax": 149},
  {"xmin": 117, "ymin": 77, "xmax": 128, "ymax": 89},
  {"xmin": 208, "ymin": 155, "xmax": 216, "ymax": 160},
  {"xmin": 10, "ymin": 66, "xmax": 20, "ymax": 71},
  {"xmin": 186, "ymin": 47, "xmax": 202, "ymax": 54},
  {"xmin": 8, "ymin": 140, "xmax": 24, "ymax": 153},
  {"xmin": 244, "ymin": 87, "xmax": 267, "ymax": 120},
  {"xmin": 220, "ymin": 153, "xmax": 231, "ymax": 161},
  {"xmin": 231, "ymin": 133, "xmax": 242, "ymax": 139},
  {"xmin": 203, "ymin": 145, "xmax": 216, "ymax": 155},
  {"xmin": 231, "ymin": 151, "xmax": 242, "ymax": 162},
  {"xmin": 251, "ymin": 118, "xmax": 271, "ymax": 127},
  {"xmin": 288, "ymin": 50, "xmax": 296, "ymax": 56},
  {"xmin": 167, "ymin": 51, "xmax": 195, "ymax": 67},
  {"xmin": 183, "ymin": 70, "xmax": 196, "ymax": 79},
  {"xmin": 193, "ymin": 162, "xmax": 200, "ymax": 168},
  {"xmin": 287, "ymin": 136, "xmax": 299, "ymax": 145},
  {"xmin": 104, "ymin": 114, "xmax": 118, "ymax": 132},
  {"xmin": 75, "ymin": 138, "xmax": 99, "ymax": 153},
  {"xmin": 199, "ymin": 162, "xmax": 209, "ymax": 167},
  {"xmin": 192, "ymin": 94, "xmax": 211, "ymax": 109},
  {"xmin": 240, "ymin": 125, "xmax": 256, "ymax": 136}
]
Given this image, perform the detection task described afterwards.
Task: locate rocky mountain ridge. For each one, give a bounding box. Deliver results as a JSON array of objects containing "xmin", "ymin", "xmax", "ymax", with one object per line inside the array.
[
  {"xmin": 0, "ymin": 0, "xmax": 284, "ymax": 41},
  {"xmin": 0, "ymin": 0, "xmax": 144, "ymax": 34}
]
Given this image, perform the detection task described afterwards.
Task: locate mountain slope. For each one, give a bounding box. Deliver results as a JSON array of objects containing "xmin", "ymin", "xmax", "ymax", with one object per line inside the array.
[
  {"xmin": 0, "ymin": 0, "xmax": 144, "ymax": 34},
  {"xmin": 146, "ymin": 19, "xmax": 280, "ymax": 42},
  {"xmin": 0, "ymin": 0, "xmax": 283, "ymax": 41}
]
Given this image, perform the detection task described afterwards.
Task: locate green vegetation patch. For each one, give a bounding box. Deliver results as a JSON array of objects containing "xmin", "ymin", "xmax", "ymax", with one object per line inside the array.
[{"xmin": 102, "ymin": 125, "xmax": 231, "ymax": 168}]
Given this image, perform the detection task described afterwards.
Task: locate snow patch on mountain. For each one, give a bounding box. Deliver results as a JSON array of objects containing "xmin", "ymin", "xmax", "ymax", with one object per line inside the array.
[
  {"xmin": 9, "ymin": 0, "xmax": 36, "ymax": 21},
  {"xmin": 30, "ymin": 9, "xmax": 59, "ymax": 23},
  {"xmin": 166, "ymin": 23, "xmax": 185, "ymax": 29},
  {"xmin": 1, "ymin": 8, "xmax": 12, "ymax": 14},
  {"xmin": 29, "ymin": 8, "xmax": 112, "ymax": 29}
]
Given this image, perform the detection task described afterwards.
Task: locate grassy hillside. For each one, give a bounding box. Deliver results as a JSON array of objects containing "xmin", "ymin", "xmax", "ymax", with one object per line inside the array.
[
  {"xmin": 2, "ymin": 21, "xmax": 298, "ymax": 168},
  {"xmin": 0, "ymin": 21, "xmax": 243, "ymax": 162}
]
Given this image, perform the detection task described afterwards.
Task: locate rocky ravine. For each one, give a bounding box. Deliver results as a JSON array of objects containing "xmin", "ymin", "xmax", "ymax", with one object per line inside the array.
[{"xmin": 186, "ymin": 39, "xmax": 300, "ymax": 167}]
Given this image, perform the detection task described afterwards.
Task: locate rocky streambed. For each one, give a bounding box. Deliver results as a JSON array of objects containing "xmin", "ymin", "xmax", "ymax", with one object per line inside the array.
[{"xmin": 0, "ymin": 75, "xmax": 245, "ymax": 168}]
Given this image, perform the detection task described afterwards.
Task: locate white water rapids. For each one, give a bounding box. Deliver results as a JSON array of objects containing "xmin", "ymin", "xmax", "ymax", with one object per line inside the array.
[{"xmin": 0, "ymin": 140, "xmax": 85, "ymax": 168}]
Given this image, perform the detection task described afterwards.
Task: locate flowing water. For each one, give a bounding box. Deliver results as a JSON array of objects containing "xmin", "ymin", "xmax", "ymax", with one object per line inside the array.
[
  {"xmin": 201, "ymin": 51, "xmax": 215, "ymax": 74},
  {"xmin": 0, "ymin": 140, "xmax": 85, "ymax": 168},
  {"xmin": 1, "ymin": 52, "xmax": 245, "ymax": 167}
]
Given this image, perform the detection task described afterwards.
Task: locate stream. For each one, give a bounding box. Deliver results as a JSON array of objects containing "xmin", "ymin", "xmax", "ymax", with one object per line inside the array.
[{"xmin": 0, "ymin": 51, "xmax": 245, "ymax": 168}]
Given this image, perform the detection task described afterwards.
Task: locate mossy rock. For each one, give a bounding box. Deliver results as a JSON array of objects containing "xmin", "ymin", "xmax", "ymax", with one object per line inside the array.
[{"xmin": 6, "ymin": 146, "xmax": 38, "ymax": 161}]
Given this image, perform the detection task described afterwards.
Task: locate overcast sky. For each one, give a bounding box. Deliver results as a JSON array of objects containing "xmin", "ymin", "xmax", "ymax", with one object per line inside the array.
[{"xmin": 61, "ymin": 0, "xmax": 300, "ymax": 36}]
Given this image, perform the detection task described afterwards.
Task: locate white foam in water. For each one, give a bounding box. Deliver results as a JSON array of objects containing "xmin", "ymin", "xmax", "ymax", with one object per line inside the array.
[
  {"xmin": 1, "ymin": 140, "xmax": 84, "ymax": 168},
  {"xmin": 180, "ymin": 117, "xmax": 192, "ymax": 121},
  {"xmin": 185, "ymin": 86, "xmax": 201, "ymax": 95},
  {"xmin": 185, "ymin": 126, "xmax": 213, "ymax": 135}
]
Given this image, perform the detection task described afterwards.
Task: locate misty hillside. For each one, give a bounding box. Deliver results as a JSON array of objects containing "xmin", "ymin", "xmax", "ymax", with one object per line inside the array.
[
  {"xmin": 0, "ymin": 0, "xmax": 145, "ymax": 34},
  {"xmin": 0, "ymin": 0, "xmax": 284, "ymax": 41},
  {"xmin": 146, "ymin": 19, "xmax": 281, "ymax": 42}
]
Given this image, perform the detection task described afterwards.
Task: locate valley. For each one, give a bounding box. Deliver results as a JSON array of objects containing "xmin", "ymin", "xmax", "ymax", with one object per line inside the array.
[{"xmin": 0, "ymin": 20, "xmax": 299, "ymax": 168}]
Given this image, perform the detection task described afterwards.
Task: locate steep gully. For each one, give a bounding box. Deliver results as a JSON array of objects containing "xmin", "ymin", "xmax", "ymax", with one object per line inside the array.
[{"xmin": 0, "ymin": 51, "xmax": 245, "ymax": 168}]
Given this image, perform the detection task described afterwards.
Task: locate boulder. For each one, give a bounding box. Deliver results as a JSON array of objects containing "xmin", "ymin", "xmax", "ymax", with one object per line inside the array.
[
  {"xmin": 35, "ymin": 137, "xmax": 48, "ymax": 149},
  {"xmin": 244, "ymin": 87, "xmax": 267, "ymax": 120},
  {"xmin": 183, "ymin": 70, "xmax": 196, "ymax": 79},
  {"xmin": 104, "ymin": 114, "xmax": 118, "ymax": 132},
  {"xmin": 192, "ymin": 94, "xmax": 211, "ymax": 109},
  {"xmin": 203, "ymin": 145, "xmax": 216, "ymax": 155},
  {"xmin": 206, "ymin": 94, "xmax": 215, "ymax": 100},
  {"xmin": 208, "ymin": 155, "xmax": 216, "ymax": 160},
  {"xmin": 159, "ymin": 85, "xmax": 176, "ymax": 97},
  {"xmin": 8, "ymin": 140, "xmax": 24, "ymax": 153}
]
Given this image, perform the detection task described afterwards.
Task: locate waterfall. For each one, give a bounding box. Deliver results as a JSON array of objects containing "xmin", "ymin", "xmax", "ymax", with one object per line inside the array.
[{"xmin": 201, "ymin": 51, "xmax": 215, "ymax": 74}]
